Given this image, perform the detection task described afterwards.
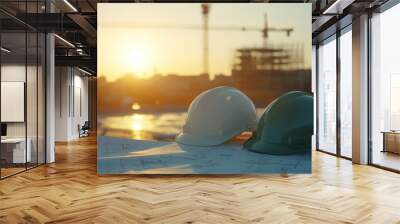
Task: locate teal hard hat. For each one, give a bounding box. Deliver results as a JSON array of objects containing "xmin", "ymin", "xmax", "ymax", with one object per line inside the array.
[{"xmin": 244, "ymin": 91, "xmax": 313, "ymax": 155}]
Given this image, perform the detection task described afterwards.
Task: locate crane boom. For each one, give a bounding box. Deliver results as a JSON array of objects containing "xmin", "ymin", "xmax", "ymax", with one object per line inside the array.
[
  {"xmin": 100, "ymin": 22, "xmax": 292, "ymax": 34},
  {"xmin": 99, "ymin": 8, "xmax": 294, "ymax": 79}
]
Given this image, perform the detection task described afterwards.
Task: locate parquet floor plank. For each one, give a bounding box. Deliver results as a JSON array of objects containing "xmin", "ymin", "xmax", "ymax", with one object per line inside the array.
[{"xmin": 0, "ymin": 136, "xmax": 399, "ymax": 223}]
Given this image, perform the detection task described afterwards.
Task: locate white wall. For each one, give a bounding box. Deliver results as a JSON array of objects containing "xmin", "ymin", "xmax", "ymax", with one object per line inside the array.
[
  {"xmin": 1, "ymin": 65, "xmax": 26, "ymax": 141},
  {"xmin": 1, "ymin": 65, "xmax": 35, "ymax": 138},
  {"xmin": 55, "ymin": 67, "xmax": 89, "ymax": 141},
  {"xmin": 72, "ymin": 73, "xmax": 89, "ymax": 138},
  {"xmin": 1, "ymin": 65, "xmax": 26, "ymax": 81},
  {"xmin": 55, "ymin": 67, "xmax": 70, "ymax": 141},
  {"xmin": 1, "ymin": 63, "xmax": 46, "ymax": 164}
]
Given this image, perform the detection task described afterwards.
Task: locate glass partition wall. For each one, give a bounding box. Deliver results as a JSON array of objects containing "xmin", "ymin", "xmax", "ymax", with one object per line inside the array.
[
  {"xmin": 370, "ymin": 3, "xmax": 400, "ymax": 171},
  {"xmin": 0, "ymin": 31, "xmax": 27, "ymax": 177},
  {"xmin": 0, "ymin": 4, "xmax": 46, "ymax": 179},
  {"xmin": 316, "ymin": 26, "xmax": 353, "ymax": 159}
]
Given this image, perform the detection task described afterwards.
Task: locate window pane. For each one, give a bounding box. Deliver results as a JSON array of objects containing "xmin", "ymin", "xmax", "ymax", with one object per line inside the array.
[
  {"xmin": 340, "ymin": 29, "xmax": 352, "ymax": 158},
  {"xmin": 318, "ymin": 37, "xmax": 337, "ymax": 154},
  {"xmin": 371, "ymin": 4, "xmax": 400, "ymax": 171}
]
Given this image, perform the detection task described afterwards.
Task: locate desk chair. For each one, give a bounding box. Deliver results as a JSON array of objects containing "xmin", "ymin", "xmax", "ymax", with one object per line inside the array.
[{"xmin": 79, "ymin": 121, "xmax": 90, "ymax": 138}]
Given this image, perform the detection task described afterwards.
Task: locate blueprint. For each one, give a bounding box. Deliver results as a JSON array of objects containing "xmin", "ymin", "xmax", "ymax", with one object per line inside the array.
[{"xmin": 97, "ymin": 136, "xmax": 311, "ymax": 174}]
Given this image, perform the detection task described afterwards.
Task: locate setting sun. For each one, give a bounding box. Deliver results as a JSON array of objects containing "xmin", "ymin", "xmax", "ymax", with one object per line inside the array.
[{"xmin": 123, "ymin": 49, "xmax": 152, "ymax": 78}]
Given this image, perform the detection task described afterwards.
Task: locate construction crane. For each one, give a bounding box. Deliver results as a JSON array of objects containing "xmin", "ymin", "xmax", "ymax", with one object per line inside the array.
[
  {"xmin": 104, "ymin": 4, "xmax": 294, "ymax": 79},
  {"xmin": 202, "ymin": 4, "xmax": 210, "ymax": 77},
  {"xmin": 200, "ymin": 4, "xmax": 293, "ymax": 77}
]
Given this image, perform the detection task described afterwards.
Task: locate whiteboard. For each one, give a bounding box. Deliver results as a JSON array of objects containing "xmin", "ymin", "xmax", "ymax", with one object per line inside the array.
[{"xmin": 1, "ymin": 82, "xmax": 25, "ymax": 122}]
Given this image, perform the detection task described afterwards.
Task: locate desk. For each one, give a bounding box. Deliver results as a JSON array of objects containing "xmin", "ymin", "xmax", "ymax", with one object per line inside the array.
[
  {"xmin": 1, "ymin": 138, "xmax": 31, "ymax": 163},
  {"xmin": 382, "ymin": 131, "xmax": 400, "ymax": 154}
]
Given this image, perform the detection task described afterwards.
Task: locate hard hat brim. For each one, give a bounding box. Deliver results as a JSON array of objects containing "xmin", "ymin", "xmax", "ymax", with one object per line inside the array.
[{"xmin": 244, "ymin": 137, "xmax": 311, "ymax": 155}]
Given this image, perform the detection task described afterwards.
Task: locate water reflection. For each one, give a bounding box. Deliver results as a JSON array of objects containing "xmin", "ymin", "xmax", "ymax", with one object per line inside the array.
[
  {"xmin": 100, "ymin": 112, "xmax": 187, "ymax": 141},
  {"xmin": 99, "ymin": 109, "xmax": 264, "ymax": 141},
  {"xmin": 131, "ymin": 103, "xmax": 141, "ymax": 111}
]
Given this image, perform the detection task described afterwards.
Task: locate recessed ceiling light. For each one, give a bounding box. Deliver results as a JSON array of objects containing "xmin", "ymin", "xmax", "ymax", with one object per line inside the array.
[
  {"xmin": 78, "ymin": 67, "xmax": 93, "ymax": 76},
  {"xmin": 322, "ymin": 0, "xmax": 357, "ymax": 15},
  {"xmin": 54, "ymin": 34, "xmax": 75, "ymax": 48},
  {"xmin": 1, "ymin": 47, "xmax": 11, "ymax": 53},
  {"xmin": 63, "ymin": 0, "xmax": 78, "ymax": 12}
]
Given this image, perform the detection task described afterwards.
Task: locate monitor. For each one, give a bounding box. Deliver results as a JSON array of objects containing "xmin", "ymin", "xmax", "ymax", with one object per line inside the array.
[{"xmin": 1, "ymin": 123, "xmax": 7, "ymax": 137}]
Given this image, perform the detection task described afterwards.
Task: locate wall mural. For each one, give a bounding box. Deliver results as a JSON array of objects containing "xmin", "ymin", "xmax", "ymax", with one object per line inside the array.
[{"xmin": 97, "ymin": 3, "xmax": 312, "ymax": 174}]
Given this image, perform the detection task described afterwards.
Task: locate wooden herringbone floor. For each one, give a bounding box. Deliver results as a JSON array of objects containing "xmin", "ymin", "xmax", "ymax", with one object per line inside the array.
[{"xmin": 1, "ymin": 136, "xmax": 400, "ymax": 224}]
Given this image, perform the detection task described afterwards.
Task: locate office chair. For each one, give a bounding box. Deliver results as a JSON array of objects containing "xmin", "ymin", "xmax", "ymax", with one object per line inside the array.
[{"xmin": 79, "ymin": 121, "xmax": 90, "ymax": 138}]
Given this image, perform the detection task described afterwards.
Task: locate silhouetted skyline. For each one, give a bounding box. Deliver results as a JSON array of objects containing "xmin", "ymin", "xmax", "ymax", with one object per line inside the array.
[{"xmin": 98, "ymin": 3, "xmax": 311, "ymax": 81}]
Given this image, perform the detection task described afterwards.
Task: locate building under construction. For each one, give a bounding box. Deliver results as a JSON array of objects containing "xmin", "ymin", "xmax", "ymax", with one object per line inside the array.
[
  {"xmin": 211, "ymin": 43, "xmax": 311, "ymax": 105},
  {"xmin": 232, "ymin": 43, "xmax": 306, "ymax": 76}
]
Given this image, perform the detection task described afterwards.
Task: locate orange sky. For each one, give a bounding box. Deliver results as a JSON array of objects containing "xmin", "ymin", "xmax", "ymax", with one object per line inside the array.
[{"xmin": 98, "ymin": 3, "xmax": 311, "ymax": 81}]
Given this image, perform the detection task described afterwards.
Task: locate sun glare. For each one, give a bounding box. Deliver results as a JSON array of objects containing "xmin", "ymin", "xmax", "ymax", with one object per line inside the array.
[
  {"xmin": 131, "ymin": 52, "xmax": 144, "ymax": 68},
  {"xmin": 121, "ymin": 47, "xmax": 152, "ymax": 78},
  {"xmin": 131, "ymin": 103, "xmax": 141, "ymax": 110},
  {"xmin": 131, "ymin": 114, "xmax": 145, "ymax": 132},
  {"xmin": 132, "ymin": 122, "xmax": 142, "ymax": 131}
]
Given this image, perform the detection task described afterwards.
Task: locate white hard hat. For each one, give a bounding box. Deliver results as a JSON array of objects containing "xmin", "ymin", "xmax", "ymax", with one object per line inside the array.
[{"xmin": 176, "ymin": 86, "xmax": 257, "ymax": 147}]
